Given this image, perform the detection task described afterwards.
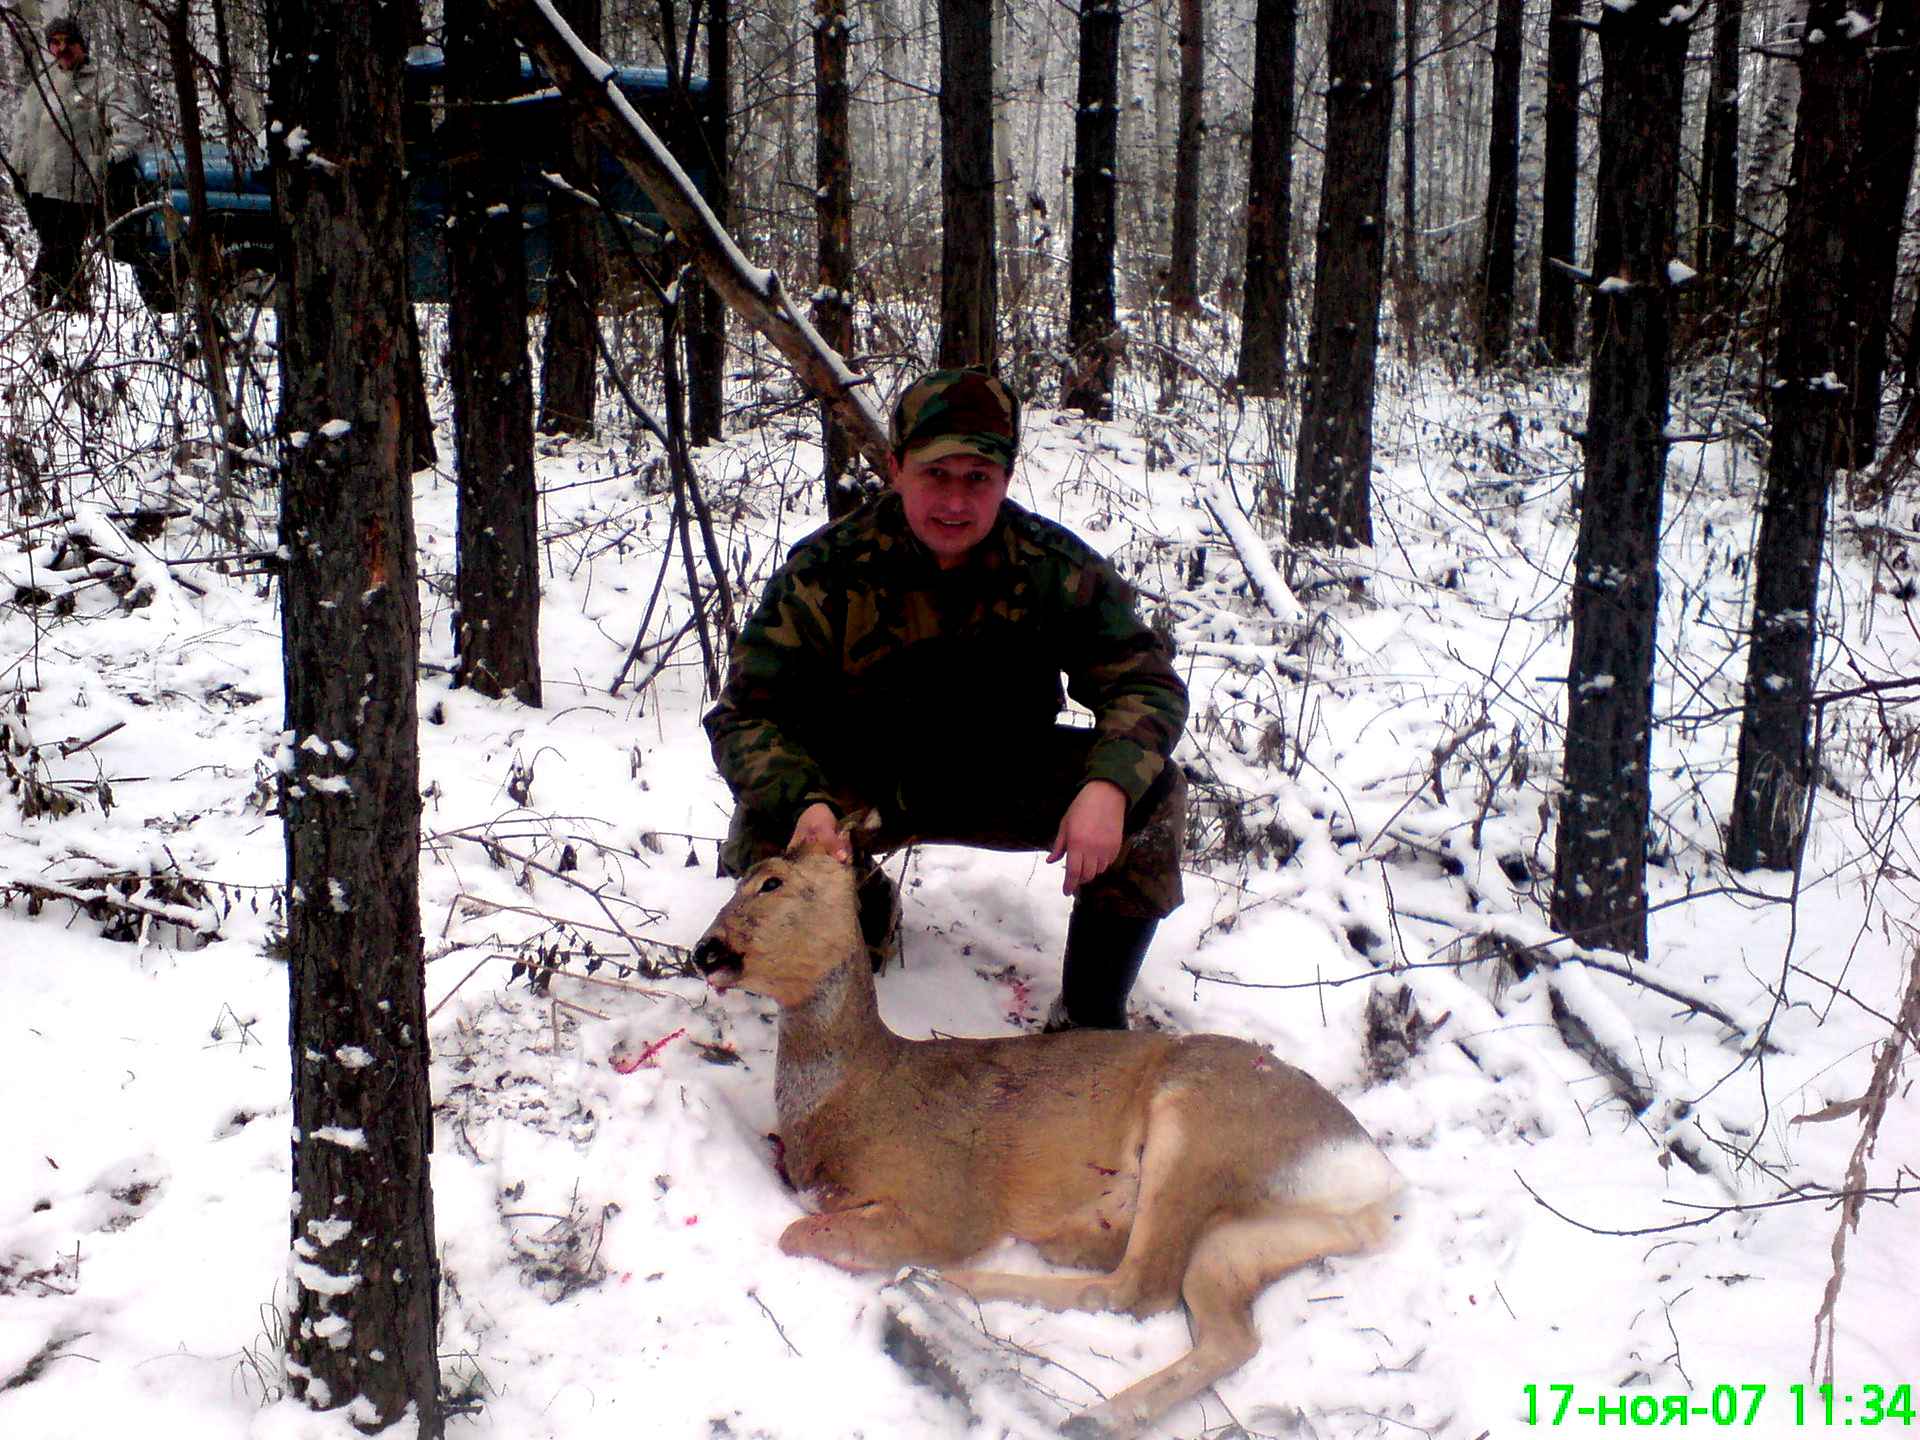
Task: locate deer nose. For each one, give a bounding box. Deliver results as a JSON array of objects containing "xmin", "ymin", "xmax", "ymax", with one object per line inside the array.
[{"xmin": 693, "ymin": 935, "xmax": 743, "ymax": 980}]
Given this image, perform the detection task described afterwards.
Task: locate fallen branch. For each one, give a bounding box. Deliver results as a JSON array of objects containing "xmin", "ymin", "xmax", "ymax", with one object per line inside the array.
[{"xmin": 1198, "ymin": 479, "xmax": 1307, "ymax": 624}]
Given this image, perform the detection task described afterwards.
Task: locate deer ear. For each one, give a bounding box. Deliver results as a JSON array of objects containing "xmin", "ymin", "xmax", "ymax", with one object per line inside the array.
[{"xmin": 837, "ymin": 808, "xmax": 882, "ymax": 862}]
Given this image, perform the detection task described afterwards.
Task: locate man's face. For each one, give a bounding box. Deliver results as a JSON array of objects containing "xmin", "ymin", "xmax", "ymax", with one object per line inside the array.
[
  {"xmin": 49, "ymin": 33, "xmax": 83, "ymax": 71},
  {"xmin": 891, "ymin": 449, "xmax": 1011, "ymax": 568}
]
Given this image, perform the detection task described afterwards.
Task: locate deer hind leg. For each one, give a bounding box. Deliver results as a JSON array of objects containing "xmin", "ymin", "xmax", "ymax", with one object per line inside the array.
[
  {"xmin": 940, "ymin": 1086, "xmax": 1216, "ymax": 1319},
  {"xmin": 1060, "ymin": 1196, "xmax": 1402, "ymax": 1440}
]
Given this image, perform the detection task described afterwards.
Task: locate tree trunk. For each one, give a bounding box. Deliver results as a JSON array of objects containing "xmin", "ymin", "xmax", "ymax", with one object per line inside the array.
[
  {"xmin": 1290, "ymin": 0, "xmax": 1394, "ymax": 550},
  {"xmin": 539, "ymin": 0, "xmax": 605, "ymax": 438},
  {"xmin": 1728, "ymin": 4, "xmax": 1877, "ymax": 872},
  {"xmin": 1167, "ymin": 0, "xmax": 1204, "ymax": 313},
  {"xmin": 266, "ymin": 0, "xmax": 440, "ymax": 1431},
  {"xmin": 164, "ymin": 0, "xmax": 245, "ymax": 535},
  {"xmin": 1065, "ymin": 0, "xmax": 1121, "ymax": 418},
  {"xmin": 1477, "ymin": 0, "xmax": 1522, "ymax": 367},
  {"xmin": 1548, "ymin": 0, "xmax": 1690, "ymax": 960},
  {"xmin": 1695, "ymin": 0, "xmax": 1743, "ymax": 323},
  {"xmin": 937, "ymin": 0, "xmax": 998, "ymax": 369},
  {"xmin": 687, "ymin": 0, "xmax": 729, "ymax": 444},
  {"xmin": 1236, "ymin": 0, "xmax": 1294, "ymax": 394},
  {"xmin": 1399, "ymin": 0, "xmax": 1418, "ymax": 286},
  {"xmin": 1536, "ymin": 0, "xmax": 1582, "ymax": 362},
  {"xmin": 814, "ymin": 0, "xmax": 857, "ymax": 512},
  {"xmin": 1850, "ymin": 0, "xmax": 1920, "ymax": 468},
  {"xmin": 447, "ymin": 0, "xmax": 543, "ymax": 707}
]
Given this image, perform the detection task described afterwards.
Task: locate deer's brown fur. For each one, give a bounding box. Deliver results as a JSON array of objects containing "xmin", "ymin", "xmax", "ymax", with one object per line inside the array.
[{"xmin": 694, "ymin": 844, "xmax": 1404, "ymax": 1440}]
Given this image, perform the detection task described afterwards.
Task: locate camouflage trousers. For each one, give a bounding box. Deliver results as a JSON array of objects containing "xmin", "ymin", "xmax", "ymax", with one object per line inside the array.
[{"xmin": 719, "ymin": 725, "xmax": 1186, "ymax": 920}]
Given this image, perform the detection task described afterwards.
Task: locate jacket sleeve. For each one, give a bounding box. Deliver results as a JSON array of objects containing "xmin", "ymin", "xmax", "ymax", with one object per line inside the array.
[
  {"xmin": 102, "ymin": 67, "xmax": 144, "ymax": 160},
  {"xmin": 1061, "ymin": 555, "xmax": 1188, "ymax": 805},
  {"xmin": 703, "ymin": 556, "xmax": 842, "ymax": 822}
]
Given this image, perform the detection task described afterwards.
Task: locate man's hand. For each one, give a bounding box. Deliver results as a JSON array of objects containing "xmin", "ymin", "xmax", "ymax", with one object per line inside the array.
[
  {"xmin": 1047, "ymin": 780, "xmax": 1127, "ymax": 895},
  {"xmin": 787, "ymin": 802, "xmax": 850, "ymax": 861}
]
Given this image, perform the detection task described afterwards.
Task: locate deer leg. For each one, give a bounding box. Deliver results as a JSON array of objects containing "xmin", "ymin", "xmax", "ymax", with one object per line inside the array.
[
  {"xmin": 940, "ymin": 1087, "xmax": 1213, "ymax": 1318},
  {"xmin": 780, "ymin": 1201, "xmax": 971, "ymax": 1274},
  {"xmin": 1061, "ymin": 1197, "xmax": 1405, "ymax": 1440}
]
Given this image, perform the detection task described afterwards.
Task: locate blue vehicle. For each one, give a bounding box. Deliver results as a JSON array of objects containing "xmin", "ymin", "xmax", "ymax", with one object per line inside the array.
[{"xmin": 115, "ymin": 47, "xmax": 714, "ymax": 311}]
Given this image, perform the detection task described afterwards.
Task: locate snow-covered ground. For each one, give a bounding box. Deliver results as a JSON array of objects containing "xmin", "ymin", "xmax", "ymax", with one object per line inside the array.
[{"xmin": 1, "ymin": 279, "xmax": 1916, "ymax": 1440}]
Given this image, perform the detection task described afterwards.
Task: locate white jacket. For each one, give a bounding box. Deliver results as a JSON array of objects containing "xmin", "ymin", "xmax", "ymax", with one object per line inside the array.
[{"xmin": 9, "ymin": 58, "xmax": 141, "ymax": 205}]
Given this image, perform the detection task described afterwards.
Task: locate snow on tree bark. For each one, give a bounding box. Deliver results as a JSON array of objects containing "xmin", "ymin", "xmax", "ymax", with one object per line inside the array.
[
  {"xmin": 267, "ymin": 0, "xmax": 440, "ymax": 1430},
  {"xmin": 1236, "ymin": 0, "xmax": 1294, "ymax": 395},
  {"xmin": 1065, "ymin": 0, "xmax": 1121, "ymax": 419},
  {"xmin": 448, "ymin": 0, "xmax": 544, "ymax": 708},
  {"xmin": 1550, "ymin": 0, "xmax": 1689, "ymax": 959},
  {"xmin": 1291, "ymin": 0, "xmax": 1393, "ymax": 550},
  {"xmin": 1728, "ymin": 1, "xmax": 1878, "ymax": 871}
]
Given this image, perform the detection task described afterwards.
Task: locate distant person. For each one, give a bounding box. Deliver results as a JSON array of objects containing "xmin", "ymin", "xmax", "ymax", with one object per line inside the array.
[
  {"xmin": 8, "ymin": 16, "xmax": 141, "ymax": 310},
  {"xmin": 705, "ymin": 368, "xmax": 1188, "ymax": 1030}
]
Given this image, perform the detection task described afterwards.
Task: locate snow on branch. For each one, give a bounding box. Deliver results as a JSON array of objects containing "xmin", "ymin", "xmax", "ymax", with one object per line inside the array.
[{"xmin": 1199, "ymin": 480, "xmax": 1307, "ymax": 624}]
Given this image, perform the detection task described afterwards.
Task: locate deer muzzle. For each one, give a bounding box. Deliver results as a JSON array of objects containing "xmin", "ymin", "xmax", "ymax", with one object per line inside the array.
[{"xmin": 692, "ymin": 934, "xmax": 745, "ymax": 991}]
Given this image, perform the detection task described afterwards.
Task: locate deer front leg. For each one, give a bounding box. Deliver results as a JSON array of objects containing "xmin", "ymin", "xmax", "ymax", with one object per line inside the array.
[{"xmin": 781, "ymin": 1201, "xmax": 969, "ymax": 1274}]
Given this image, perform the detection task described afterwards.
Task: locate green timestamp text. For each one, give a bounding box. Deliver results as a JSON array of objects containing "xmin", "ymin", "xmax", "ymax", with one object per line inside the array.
[{"xmin": 1522, "ymin": 1381, "xmax": 1916, "ymax": 1427}]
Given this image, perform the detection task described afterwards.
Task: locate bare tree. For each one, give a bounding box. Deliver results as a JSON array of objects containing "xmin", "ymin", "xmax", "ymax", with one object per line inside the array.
[
  {"xmin": 1695, "ymin": 0, "xmax": 1743, "ymax": 324},
  {"xmin": 1236, "ymin": 0, "xmax": 1294, "ymax": 395},
  {"xmin": 938, "ymin": 0, "xmax": 998, "ymax": 368},
  {"xmin": 1399, "ymin": 0, "xmax": 1418, "ymax": 287},
  {"xmin": 539, "ymin": 0, "xmax": 605, "ymax": 439},
  {"xmin": 1550, "ymin": 0, "xmax": 1690, "ymax": 958},
  {"xmin": 1065, "ymin": 0, "xmax": 1121, "ymax": 418},
  {"xmin": 267, "ymin": 0, "xmax": 440, "ymax": 1429},
  {"xmin": 1477, "ymin": 0, "xmax": 1522, "ymax": 367},
  {"xmin": 1291, "ymin": 0, "xmax": 1394, "ymax": 550},
  {"xmin": 1167, "ymin": 0, "xmax": 1203, "ymax": 313},
  {"xmin": 814, "ymin": 0, "xmax": 857, "ymax": 511},
  {"xmin": 1536, "ymin": 0, "xmax": 1582, "ymax": 362},
  {"xmin": 447, "ymin": 0, "xmax": 543, "ymax": 707},
  {"xmin": 1728, "ymin": 3, "xmax": 1878, "ymax": 871},
  {"xmin": 683, "ymin": 0, "xmax": 729, "ymax": 445},
  {"xmin": 1849, "ymin": 0, "xmax": 1920, "ymax": 467}
]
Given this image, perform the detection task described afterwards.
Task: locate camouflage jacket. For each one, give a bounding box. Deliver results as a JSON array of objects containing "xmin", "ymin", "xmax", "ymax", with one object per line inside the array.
[{"xmin": 705, "ymin": 491, "xmax": 1187, "ymax": 824}]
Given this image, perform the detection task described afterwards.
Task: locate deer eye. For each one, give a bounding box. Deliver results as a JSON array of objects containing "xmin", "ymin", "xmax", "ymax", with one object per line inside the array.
[{"xmin": 757, "ymin": 876, "xmax": 783, "ymax": 895}]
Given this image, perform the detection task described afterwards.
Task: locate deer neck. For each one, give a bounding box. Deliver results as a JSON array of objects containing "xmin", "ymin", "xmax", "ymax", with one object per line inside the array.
[{"xmin": 774, "ymin": 947, "xmax": 898, "ymax": 1141}]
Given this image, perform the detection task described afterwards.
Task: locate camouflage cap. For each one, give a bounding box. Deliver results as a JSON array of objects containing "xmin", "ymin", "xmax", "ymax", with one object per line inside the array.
[{"xmin": 891, "ymin": 369, "xmax": 1021, "ymax": 467}]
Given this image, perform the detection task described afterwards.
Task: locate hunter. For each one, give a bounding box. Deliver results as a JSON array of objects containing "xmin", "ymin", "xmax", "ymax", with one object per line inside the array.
[{"xmin": 705, "ymin": 367, "xmax": 1188, "ymax": 1030}]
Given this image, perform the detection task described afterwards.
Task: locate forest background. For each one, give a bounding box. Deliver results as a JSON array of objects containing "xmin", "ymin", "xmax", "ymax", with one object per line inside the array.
[{"xmin": 0, "ymin": 0, "xmax": 1916, "ymax": 1437}]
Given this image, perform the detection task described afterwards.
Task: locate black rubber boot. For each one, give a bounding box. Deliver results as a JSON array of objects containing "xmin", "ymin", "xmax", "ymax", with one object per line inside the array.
[{"xmin": 1045, "ymin": 908, "xmax": 1158, "ymax": 1031}]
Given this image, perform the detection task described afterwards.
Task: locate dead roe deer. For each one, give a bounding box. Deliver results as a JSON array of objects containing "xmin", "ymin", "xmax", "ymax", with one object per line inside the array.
[{"xmin": 693, "ymin": 842, "xmax": 1405, "ymax": 1440}]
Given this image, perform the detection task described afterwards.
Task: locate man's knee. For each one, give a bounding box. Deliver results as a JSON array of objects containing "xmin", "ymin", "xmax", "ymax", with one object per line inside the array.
[{"xmin": 1091, "ymin": 762, "xmax": 1186, "ymax": 919}]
